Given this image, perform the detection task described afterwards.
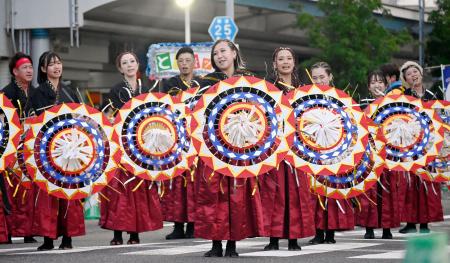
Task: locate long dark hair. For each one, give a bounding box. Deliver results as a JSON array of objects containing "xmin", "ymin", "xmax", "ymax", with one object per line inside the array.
[
  {"xmin": 210, "ymin": 39, "xmax": 245, "ymax": 73},
  {"xmin": 271, "ymin": 47, "xmax": 301, "ymax": 87},
  {"xmin": 37, "ymin": 51, "xmax": 62, "ymax": 84}
]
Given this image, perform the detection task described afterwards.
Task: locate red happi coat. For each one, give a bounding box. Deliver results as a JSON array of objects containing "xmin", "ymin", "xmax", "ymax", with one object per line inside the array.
[
  {"xmin": 398, "ymin": 172, "xmax": 443, "ymax": 224},
  {"xmin": 99, "ymin": 169, "xmax": 163, "ymax": 233},
  {"xmin": 311, "ymin": 192, "xmax": 355, "ymax": 231},
  {"xmin": 5, "ymin": 177, "xmax": 36, "ymax": 237},
  {"xmin": 0, "ymin": 190, "xmax": 8, "ymax": 243},
  {"xmin": 194, "ymin": 162, "xmax": 265, "ymax": 241},
  {"xmin": 32, "ymin": 187, "xmax": 85, "ymax": 239},
  {"xmin": 355, "ymin": 170, "xmax": 401, "ymax": 228},
  {"xmin": 160, "ymin": 172, "xmax": 196, "ymax": 223},
  {"xmin": 260, "ymin": 162, "xmax": 315, "ymax": 239}
]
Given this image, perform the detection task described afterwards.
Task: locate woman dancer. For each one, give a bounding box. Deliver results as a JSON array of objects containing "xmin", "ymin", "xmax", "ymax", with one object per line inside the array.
[
  {"xmin": 308, "ymin": 62, "xmax": 355, "ymax": 244},
  {"xmin": 100, "ymin": 51, "xmax": 163, "ymax": 245},
  {"xmin": 195, "ymin": 39, "xmax": 265, "ymax": 257},
  {"xmin": 260, "ymin": 47, "xmax": 315, "ymax": 251},
  {"xmin": 30, "ymin": 51, "xmax": 84, "ymax": 250}
]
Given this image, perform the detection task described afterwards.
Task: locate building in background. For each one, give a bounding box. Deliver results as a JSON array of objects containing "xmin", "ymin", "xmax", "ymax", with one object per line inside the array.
[{"xmin": 0, "ymin": 0, "xmax": 438, "ymax": 102}]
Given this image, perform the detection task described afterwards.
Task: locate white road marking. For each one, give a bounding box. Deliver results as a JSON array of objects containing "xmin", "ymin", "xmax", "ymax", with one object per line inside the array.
[
  {"xmin": 0, "ymin": 247, "xmax": 38, "ymax": 253},
  {"xmin": 348, "ymin": 245, "xmax": 450, "ymax": 259},
  {"xmin": 121, "ymin": 240, "xmax": 268, "ymax": 255},
  {"xmin": 241, "ymin": 242, "xmax": 382, "ymax": 257},
  {"xmin": 349, "ymin": 250, "xmax": 405, "ymax": 259},
  {"xmin": 5, "ymin": 242, "xmax": 174, "ymax": 255},
  {"xmin": 339, "ymin": 238, "xmax": 406, "ymax": 242},
  {"xmin": 121, "ymin": 243, "xmax": 212, "ymax": 255}
]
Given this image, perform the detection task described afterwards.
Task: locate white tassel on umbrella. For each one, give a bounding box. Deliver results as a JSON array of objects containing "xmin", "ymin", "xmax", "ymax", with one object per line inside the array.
[
  {"xmin": 222, "ymin": 105, "xmax": 264, "ymax": 148},
  {"xmin": 384, "ymin": 116, "xmax": 421, "ymax": 147},
  {"xmin": 142, "ymin": 125, "xmax": 174, "ymax": 154},
  {"xmin": 302, "ymin": 108, "xmax": 342, "ymax": 148},
  {"xmin": 51, "ymin": 128, "xmax": 94, "ymax": 172}
]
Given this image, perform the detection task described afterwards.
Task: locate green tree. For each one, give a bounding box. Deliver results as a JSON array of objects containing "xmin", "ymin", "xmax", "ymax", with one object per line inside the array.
[
  {"xmin": 426, "ymin": 0, "xmax": 450, "ymax": 66},
  {"xmin": 297, "ymin": 0, "xmax": 410, "ymax": 96}
]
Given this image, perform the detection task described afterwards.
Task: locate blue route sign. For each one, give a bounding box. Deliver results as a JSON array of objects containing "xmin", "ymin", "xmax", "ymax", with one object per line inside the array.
[{"xmin": 208, "ymin": 16, "xmax": 238, "ymax": 42}]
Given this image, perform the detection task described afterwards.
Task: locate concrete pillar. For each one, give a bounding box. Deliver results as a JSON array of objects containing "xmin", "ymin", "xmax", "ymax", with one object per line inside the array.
[
  {"xmin": 31, "ymin": 29, "xmax": 50, "ymax": 85},
  {"xmin": 0, "ymin": 59, "xmax": 10, "ymax": 89}
]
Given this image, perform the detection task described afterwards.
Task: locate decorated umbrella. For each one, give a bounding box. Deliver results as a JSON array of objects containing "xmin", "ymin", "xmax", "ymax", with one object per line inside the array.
[
  {"xmin": 0, "ymin": 94, "xmax": 21, "ymax": 171},
  {"xmin": 10, "ymin": 118, "xmax": 37, "ymax": 194},
  {"xmin": 415, "ymin": 100, "xmax": 450, "ymax": 182},
  {"xmin": 365, "ymin": 95, "xmax": 445, "ymax": 172},
  {"xmin": 23, "ymin": 103, "xmax": 121, "ymax": 200},
  {"xmin": 285, "ymin": 84, "xmax": 370, "ymax": 176},
  {"xmin": 309, "ymin": 143, "xmax": 384, "ymax": 199},
  {"xmin": 190, "ymin": 76, "xmax": 295, "ymax": 178},
  {"xmin": 115, "ymin": 92, "xmax": 196, "ymax": 181}
]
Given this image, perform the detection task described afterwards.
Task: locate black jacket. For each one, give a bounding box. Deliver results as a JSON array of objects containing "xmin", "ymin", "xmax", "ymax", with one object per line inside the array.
[
  {"xmin": 108, "ymin": 80, "xmax": 149, "ymax": 111},
  {"xmin": 160, "ymin": 75, "xmax": 201, "ymax": 96},
  {"xmin": 30, "ymin": 81, "xmax": 80, "ymax": 115},
  {"xmin": 199, "ymin": 70, "xmax": 254, "ymax": 88},
  {"xmin": 265, "ymin": 76, "xmax": 303, "ymax": 95},
  {"xmin": 1, "ymin": 80, "xmax": 35, "ymax": 117},
  {"xmin": 404, "ymin": 88, "xmax": 438, "ymax": 101}
]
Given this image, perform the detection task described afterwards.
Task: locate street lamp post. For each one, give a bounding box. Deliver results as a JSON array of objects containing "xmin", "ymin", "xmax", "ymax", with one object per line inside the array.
[
  {"xmin": 418, "ymin": 0, "xmax": 425, "ymax": 66},
  {"xmin": 226, "ymin": 0, "xmax": 234, "ymax": 19},
  {"xmin": 176, "ymin": 0, "xmax": 194, "ymax": 44}
]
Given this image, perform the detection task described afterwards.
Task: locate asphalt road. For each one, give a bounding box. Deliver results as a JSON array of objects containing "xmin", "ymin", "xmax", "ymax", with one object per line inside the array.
[{"xmin": 1, "ymin": 191, "xmax": 450, "ymax": 263}]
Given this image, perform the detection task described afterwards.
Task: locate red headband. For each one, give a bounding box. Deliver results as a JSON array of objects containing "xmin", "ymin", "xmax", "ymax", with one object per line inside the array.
[{"xmin": 15, "ymin": 57, "xmax": 32, "ymax": 69}]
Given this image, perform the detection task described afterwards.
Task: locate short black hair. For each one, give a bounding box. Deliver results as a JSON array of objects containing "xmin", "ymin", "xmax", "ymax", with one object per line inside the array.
[
  {"xmin": 380, "ymin": 63, "xmax": 399, "ymax": 80},
  {"xmin": 175, "ymin": 47, "xmax": 194, "ymax": 60},
  {"xmin": 8, "ymin": 52, "xmax": 33, "ymax": 76},
  {"xmin": 367, "ymin": 70, "xmax": 387, "ymax": 86}
]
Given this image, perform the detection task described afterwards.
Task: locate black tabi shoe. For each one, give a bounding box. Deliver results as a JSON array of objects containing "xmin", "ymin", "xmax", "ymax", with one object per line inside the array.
[
  {"xmin": 127, "ymin": 232, "xmax": 140, "ymax": 244},
  {"xmin": 288, "ymin": 239, "xmax": 301, "ymax": 251},
  {"xmin": 166, "ymin": 222, "xmax": 185, "ymax": 240},
  {"xmin": 224, "ymin": 241, "xmax": 239, "ymax": 257},
  {"xmin": 324, "ymin": 230, "xmax": 336, "ymax": 244},
  {"xmin": 110, "ymin": 230, "xmax": 123, "ymax": 245},
  {"xmin": 399, "ymin": 223, "xmax": 417, "ymax": 234},
  {"xmin": 185, "ymin": 222, "xmax": 194, "ymax": 239},
  {"xmin": 204, "ymin": 240, "xmax": 223, "ymax": 257},
  {"xmin": 59, "ymin": 235, "xmax": 73, "ymax": 250},
  {"xmin": 37, "ymin": 237, "xmax": 54, "ymax": 251},
  {"xmin": 309, "ymin": 229, "xmax": 325, "ymax": 244},
  {"xmin": 263, "ymin": 237, "xmax": 279, "ymax": 251},
  {"xmin": 364, "ymin": 228, "xmax": 375, "ymax": 239},
  {"xmin": 419, "ymin": 223, "xmax": 431, "ymax": 234},
  {"xmin": 382, "ymin": 228, "xmax": 393, "ymax": 239}
]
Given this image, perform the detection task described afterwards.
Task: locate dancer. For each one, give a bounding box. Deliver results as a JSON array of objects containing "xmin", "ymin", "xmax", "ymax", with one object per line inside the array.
[
  {"xmin": 260, "ymin": 47, "xmax": 315, "ymax": 251},
  {"xmin": 308, "ymin": 62, "xmax": 355, "ymax": 244},
  {"xmin": 195, "ymin": 39, "xmax": 265, "ymax": 257},
  {"xmin": 1, "ymin": 52, "xmax": 37, "ymax": 244},
  {"xmin": 356, "ymin": 70, "xmax": 400, "ymax": 239},
  {"xmin": 100, "ymin": 51, "xmax": 163, "ymax": 245},
  {"xmin": 29, "ymin": 51, "xmax": 85, "ymax": 250},
  {"xmin": 392, "ymin": 61, "xmax": 443, "ymax": 234},
  {"xmin": 160, "ymin": 47, "xmax": 200, "ymax": 239}
]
